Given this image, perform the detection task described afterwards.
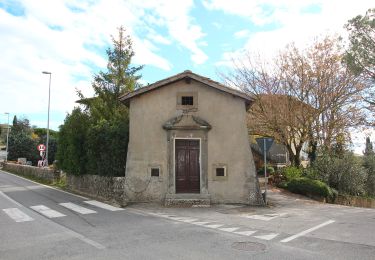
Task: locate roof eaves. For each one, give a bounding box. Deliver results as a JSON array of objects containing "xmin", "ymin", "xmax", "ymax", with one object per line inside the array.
[{"xmin": 119, "ymin": 70, "xmax": 254, "ymax": 105}]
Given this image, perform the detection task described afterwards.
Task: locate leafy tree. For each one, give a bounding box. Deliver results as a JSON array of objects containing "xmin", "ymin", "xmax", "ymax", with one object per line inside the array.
[
  {"xmin": 86, "ymin": 117, "xmax": 129, "ymax": 176},
  {"xmin": 7, "ymin": 117, "xmax": 39, "ymax": 164},
  {"xmin": 225, "ymin": 36, "xmax": 365, "ymax": 165},
  {"xmin": 311, "ymin": 151, "xmax": 367, "ymax": 196},
  {"xmin": 78, "ymin": 26, "xmax": 142, "ymax": 120},
  {"xmin": 364, "ymin": 136, "xmax": 374, "ymax": 155},
  {"xmin": 33, "ymin": 128, "xmax": 58, "ymax": 139},
  {"xmin": 56, "ymin": 108, "xmax": 90, "ymax": 175},
  {"xmin": 12, "ymin": 115, "xmax": 17, "ymax": 126},
  {"xmin": 344, "ymin": 8, "xmax": 375, "ymax": 81},
  {"xmin": 58, "ymin": 26, "xmax": 142, "ymax": 176},
  {"xmin": 363, "ymin": 154, "xmax": 375, "ymax": 197}
]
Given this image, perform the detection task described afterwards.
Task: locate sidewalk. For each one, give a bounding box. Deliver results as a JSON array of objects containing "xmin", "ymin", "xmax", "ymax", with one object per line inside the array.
[{"xmin": 127, "ymin": 187, "xmax": 320, "ymax": 229}]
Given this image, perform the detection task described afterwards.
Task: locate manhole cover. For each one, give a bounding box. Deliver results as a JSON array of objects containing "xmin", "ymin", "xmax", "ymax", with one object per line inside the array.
[{"xmin": 231, "ymin": 242, "xmax": 266, "ymax": 252}]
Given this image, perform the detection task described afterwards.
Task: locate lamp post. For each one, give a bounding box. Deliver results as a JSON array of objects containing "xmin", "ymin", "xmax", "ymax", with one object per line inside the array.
[
  {"xmin": 4, "ymin": 112, "xmax": 10, "ymax": 162},
  {"xmin": 42, "ymin": 71, "xmax": 51, "ymax": 167}
]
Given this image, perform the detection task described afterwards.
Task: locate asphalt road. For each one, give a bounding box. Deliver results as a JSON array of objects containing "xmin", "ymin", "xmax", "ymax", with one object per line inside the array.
[{"xmin": 1, "ymin": 169, "xmax": 375, "ymax": 260}]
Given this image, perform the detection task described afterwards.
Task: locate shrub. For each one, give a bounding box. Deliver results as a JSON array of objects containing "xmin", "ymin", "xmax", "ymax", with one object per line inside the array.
[
  {"xmin": 287, "ymin": 177, "xmax": 334, "ymax": 200},
  {"xmin": 277, "ymin": 181, "xmax": 288, "ymax": 189},
  {"xmin": 257, "ymin": 166, "xmax": 275, "ymax": 176},
  {"xmin": 363, "ymin": 154, "xmax": 375, "ymax": 197},
  {"xmin": 311, "ymin": 152, "xmax": 367, "ymax": 196},
  {"xmin": 56, "ymin": 108, "xmax": 90, "ymax": 176},
  {"xmin": 86, "ymin": 117, "xmax": 128, "ymax": 177},
  {"xmin": 282, "ymin": 166, "xmax": 302, "ymax": 181}
]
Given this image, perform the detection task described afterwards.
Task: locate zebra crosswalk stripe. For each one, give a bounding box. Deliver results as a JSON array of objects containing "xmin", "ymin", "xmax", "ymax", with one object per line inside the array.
[
  {"xmin": 59, "ymin": 202, "xmax": 97, "ymax": 214},
  {"xmin": 234, "ymin": 230, "xmax": 257, "ymax": 236},
  {"xmin": 84, "ymin": 200, "xmax": 124, "ymax": 211},
  {"xmin": 30, "ymin": 205, "xmax": 66, "ymax": 218},
  {"xmin": 254, "ymin": 233, "xmax": 279, "ymax": 240},
  {"xmin": 219, "ymin": 227, "xmax": 239, "ymax": 232},
  {"xmin": 3, "ymin": 208, "xmax": 34, "ymax": 222}
]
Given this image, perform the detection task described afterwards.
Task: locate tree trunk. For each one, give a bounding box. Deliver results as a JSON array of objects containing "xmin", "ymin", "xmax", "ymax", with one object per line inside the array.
[{"xmin": 286, "ymin": 145, "xmax": 301, "ymax": 166}]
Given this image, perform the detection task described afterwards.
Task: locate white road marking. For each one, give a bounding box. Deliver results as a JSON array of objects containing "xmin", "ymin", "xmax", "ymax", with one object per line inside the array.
[
  {"xmin": 64, "ymin": 230, "xmax": 105, "ymax": 249},
  {"xmin": 192, "ymin": 221, "xmax": 210, "ymax": 225},
  {"xmin": 59, "ymin": 202, "xmax": 97, "ymax": 215},
  {"xmin": 0, "ymin": 191, "xmax": 22, "ymax": 206},
  {"xmin": 30, "ymin": 205, "xmax": 66, "ymax": 218},
  {"xmin": 179, "ymin": 218, "xmax": 198, "ymax": 223},
  {"xmin": 3, "ymin": 208, "xmax": 34, "ymax": 222},
  {"xmin": 280, "ymin": 220, "xmax": 335, "ymax": 243},
  {"xmin": 234, "ymin": 230, "xmax": 257, "ymax": 236},
  {"xmin": 84, "ymin": 200, "xmax": 124, "ymax": 211},
  {"xmin": 245, "ymin": 213, "xmax": 287, "ymax": 221},
  {"xmin": 254, "ymin": 233, "xmax": 279, "ymax": 240},
  {"xmin": 169, "ymin": 217, "xmax": 188, "ymax": 221},
  {"xmin": 219, "ymin": 227, "xmax": 239, "ymax": 232},
  {"xmin": 205, "ymin": 224, "xmax": 224, "ymax": 229}
]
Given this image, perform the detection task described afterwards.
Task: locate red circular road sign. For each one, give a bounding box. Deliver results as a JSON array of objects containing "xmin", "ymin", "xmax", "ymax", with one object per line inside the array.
[{"xmin": 37, "ymin": 144, "xmax": 46, "ymax": 151}]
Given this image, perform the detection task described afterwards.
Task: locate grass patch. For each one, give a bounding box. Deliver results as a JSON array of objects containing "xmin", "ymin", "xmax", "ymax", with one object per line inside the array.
[
  {"xmin": 2, "ymin": 169, "xmax": 66, "ymax": 190},
  {"xmin": 52, "ymin": 174, "xmax": 66, "ymax": 189}
]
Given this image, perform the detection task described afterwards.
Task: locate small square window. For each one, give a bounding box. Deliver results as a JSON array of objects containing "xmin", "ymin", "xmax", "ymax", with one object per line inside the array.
[
  {"xmin": 181, "ymin": 96, "xmax": 194, "ymax": 106},
  {"xmin": 151, "ymin": 168, "xmax": 160, "ymax": 177},
  {"xmin": 216, "ymin": 167, "xmax": 225, "ymax": 177}
]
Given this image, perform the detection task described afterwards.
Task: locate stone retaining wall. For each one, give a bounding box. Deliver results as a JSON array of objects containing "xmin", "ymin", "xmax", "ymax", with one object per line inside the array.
[
  {"xmin": 3, "ymin": 163, "xmax": 60, "ymax": 183},
  {"xmin": 66, "ymin": 174, "xmax": 127, "ymax": 207},
  {"xmin": 334, "ymin": 194, "xmax": 375, "ymax": 208}
]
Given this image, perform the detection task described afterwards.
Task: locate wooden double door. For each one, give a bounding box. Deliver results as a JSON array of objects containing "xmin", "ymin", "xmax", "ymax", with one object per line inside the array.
[{"xmin": 175, "ymin": 139, "xmax": 200, "ymax": 193}]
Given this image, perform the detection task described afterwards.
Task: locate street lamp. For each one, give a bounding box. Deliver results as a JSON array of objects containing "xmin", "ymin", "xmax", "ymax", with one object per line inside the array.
[
  {"xmin": 42, "ymin": 71, "xmax": 52, "ymax": 167},
  {"xmin": 4, "ymin": 112, "xmax": 10, "ymax": 162}
]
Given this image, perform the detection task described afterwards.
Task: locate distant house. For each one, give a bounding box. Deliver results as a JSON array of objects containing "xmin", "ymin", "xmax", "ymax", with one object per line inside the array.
[
  {"xmin": 250, "ymin": 140, "xmax": 289, "ymax": 170},
  {"xmin": 119, "ymin": 70, "xmax": 263, "ymax": 205},
  {"xmin": 247, "ymin": 94, "xmax": 313, "ymax": 168}
]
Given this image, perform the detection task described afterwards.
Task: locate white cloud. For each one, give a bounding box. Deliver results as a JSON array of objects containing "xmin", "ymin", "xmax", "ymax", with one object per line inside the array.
[
  {"xmin": 203, "ymin": 0, "xmax": 319, "ymax": 26},
  {"xmin": 0, "ymin": 0, "xmax": 208, "ymax": 127},
  {"xmin": 350, "ymin": 127, "xmax": 375, "ymax": 155},
  {"xmin": 214, "ymin": 0, "xmax": 375, "ymax": 67},
  {"xmin": 234, "ymin": 29, "xmax": 250, "ymax": 39},
  {"xmin": 147, "ymin": 30, "xmax": 172, "ymax": 45},
  {"xmin": 138, "ymin": 0, "xmax": 208, "ymax": 64}
]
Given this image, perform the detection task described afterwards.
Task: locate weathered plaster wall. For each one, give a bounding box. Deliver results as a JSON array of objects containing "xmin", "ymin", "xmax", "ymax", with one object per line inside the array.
[
  {"xmin": 125, "ymin": 79, "xmax": 259, "ymax": 204},
  {"xmin": 66, "ymin": 174, "xmax": 127, "ymax": 207},
  {"xmin": 3, "ymin": 163, "xmax": 60, "ymax": 183}
]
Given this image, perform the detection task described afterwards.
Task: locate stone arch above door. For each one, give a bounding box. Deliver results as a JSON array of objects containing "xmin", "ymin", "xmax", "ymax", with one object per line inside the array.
[{"xmin": 163, "ymin": 114, "xmax": 211, "ymax": 204}]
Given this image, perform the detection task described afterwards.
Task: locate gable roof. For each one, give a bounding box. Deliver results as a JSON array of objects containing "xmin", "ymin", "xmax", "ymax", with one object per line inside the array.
[{"xmin": 119, "ymin": 70, "xmax": 254, "ymax": 108}]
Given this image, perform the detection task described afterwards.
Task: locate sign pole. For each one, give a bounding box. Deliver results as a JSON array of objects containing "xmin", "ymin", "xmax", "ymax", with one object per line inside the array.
[
  {"xmin": 255, "ymin": 137, "xmax": 274, "ymax": 206},
  {"xmin": 264, "ymin": 139, "xmax": 267, "ymax": 205}
]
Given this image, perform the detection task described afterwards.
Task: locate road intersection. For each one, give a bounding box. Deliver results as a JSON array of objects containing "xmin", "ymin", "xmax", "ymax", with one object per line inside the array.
[{"xmin": 1, "ymin": 169, "xmax": 375, "ymax": 259}]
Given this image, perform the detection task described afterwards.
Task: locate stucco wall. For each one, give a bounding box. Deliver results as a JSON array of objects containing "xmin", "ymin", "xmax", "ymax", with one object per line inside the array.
[{"xmin": 125, "ymin": 79, "xmax": 259, "ymax": 204}]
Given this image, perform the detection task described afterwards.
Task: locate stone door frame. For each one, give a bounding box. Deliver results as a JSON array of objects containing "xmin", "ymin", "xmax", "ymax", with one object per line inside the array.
[
  {"xmin": 166, "ymin": 130, "xmax": 209, "ymax": 196},
  {"xmin": 174, "ymin": 137, "xmax": 201, "ymax": 193}
]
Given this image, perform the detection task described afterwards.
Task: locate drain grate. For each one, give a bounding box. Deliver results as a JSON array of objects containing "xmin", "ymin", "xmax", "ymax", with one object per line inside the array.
[{"xmin": 231, "ymin": 242, "xmax": 267, "ymax": 252}]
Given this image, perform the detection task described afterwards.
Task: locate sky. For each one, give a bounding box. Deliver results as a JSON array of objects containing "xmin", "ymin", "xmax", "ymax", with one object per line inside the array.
[{"xmin": 0, "ymin": 0, "xmax": 374, "ymax": 154}]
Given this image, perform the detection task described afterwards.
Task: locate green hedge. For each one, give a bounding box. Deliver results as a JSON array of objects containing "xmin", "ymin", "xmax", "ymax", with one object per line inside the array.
[
  {"xmin": 282, "ymin": 166, "xmax": 302, "ymax": 181},
  {"xmin": 257, "ymin": 166, "xmax": 275, "ymax": 176},
  {"xmin": 286, "ymin": 177, "xmax": 336, "ymax": 200}
]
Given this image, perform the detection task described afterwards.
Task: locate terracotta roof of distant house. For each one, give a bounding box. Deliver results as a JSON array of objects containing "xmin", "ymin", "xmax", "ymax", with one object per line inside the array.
[{"xmin": 119, "ymin": 70, "xmax": 254, "ymax": 108}]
